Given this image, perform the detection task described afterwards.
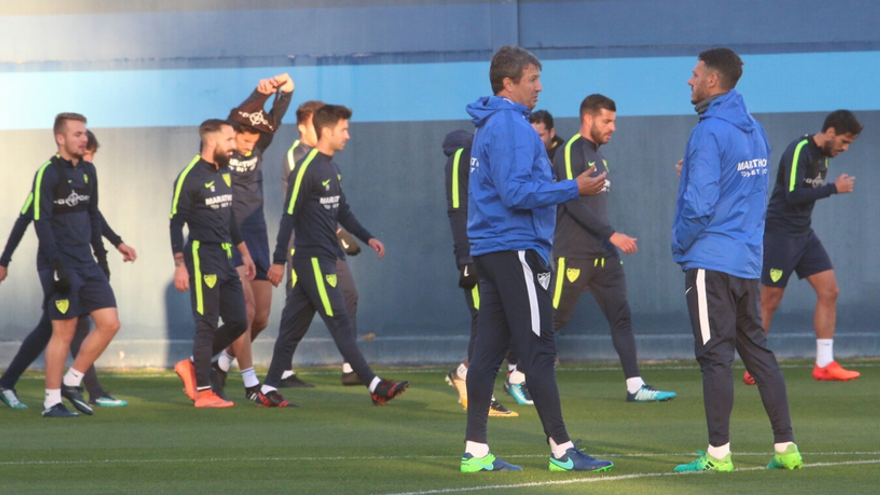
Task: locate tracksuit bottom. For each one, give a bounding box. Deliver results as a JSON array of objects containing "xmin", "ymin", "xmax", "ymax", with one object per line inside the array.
[
  {"xmin": 462, "ymin": 283, "xmax": 519, "ymax": 367},
  {"xmin": 265, "ymin": 256, "xmax": 376, "ymax": 389},
  {"xmin": 185, "ymin": 241, "xmax": 248, "ymax": 389},
  {"xmin": 466, "ymin": 250, "xmax": 569, "ymax": 445},
  {"xmin": 0, "ymin": 313, "xmax": 104, "ymax": 398},
  {"xmin": 552, "ymin": 256, "xmax": 639, "ymax": 378},
  {"xmin": 685, "ymin": 268, "xmax": 795, "ymax": 447}
]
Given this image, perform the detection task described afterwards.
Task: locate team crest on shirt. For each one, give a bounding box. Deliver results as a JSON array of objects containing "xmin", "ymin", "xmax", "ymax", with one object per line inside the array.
[
  {"xmin": 537, "ymin": 272, "xmax": 551, "ymax": 290},
  {"xmin": 325, "ymin": 274, "xmax": 337, "ymax": 288},
  {"xmin": 566, "ymin": 268, "xmax": 580, "ymax": 283},
  {"xmin": 83, "ymin": 174, "xmax": 88, "ymax": 183},
  {"xmin": 769, "ymin": 269, "xmax": 783, "ymax": 283},
  {"xmin": 222, "ymin": 173, "xmax": 231, "ymax": 187},
  {"xmin": 55, "ymin": 299, "xmax": 69, "ymax": 314},
  {"xmin": 204, "ymin": 274, "xmax": 217, "ymax": 288}
]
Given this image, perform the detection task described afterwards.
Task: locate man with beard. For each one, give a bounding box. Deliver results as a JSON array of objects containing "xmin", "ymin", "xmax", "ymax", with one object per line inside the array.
[
  {"xmin": 29, "ymin": 113, "xmax": 123, "ymax": 417},
  {"xmin": 0, "ymin": 130, "xmax": 135, "ymax": 410},
  {"xmin": 672, "ymin": 47, "xmax": 801, "ymax": 472},
  {"xmin": 213, "ymin": 74, "xmax": 293, "ymax": 401},
  {"xmin": 551, "ymin": 94, "xmax": 676, "ymax": 403},
  {"xmin": 745, "ymin": 110, "xmax": 862, "ymax": 385},
  {"xmin": 170, "ymin": 119, "xmax": 255, "ymax": 408}
]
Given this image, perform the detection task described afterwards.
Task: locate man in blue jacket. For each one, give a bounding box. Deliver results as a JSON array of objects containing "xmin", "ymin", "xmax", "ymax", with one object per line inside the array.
[
  {"xmin": 461, "ymin": 45, "xmax": 611, "ymax": 473},
  {"xmin": 672, "ymin": 47, "xmax": 802, "ymax": 472}
]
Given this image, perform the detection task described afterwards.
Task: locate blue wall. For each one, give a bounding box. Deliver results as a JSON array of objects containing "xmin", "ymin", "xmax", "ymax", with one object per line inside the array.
[{"xmin": 1, "ymin": 1, "xmax": 879, "ymax": 368}]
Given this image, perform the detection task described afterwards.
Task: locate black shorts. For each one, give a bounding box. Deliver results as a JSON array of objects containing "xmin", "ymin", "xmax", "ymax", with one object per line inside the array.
[
  {"xmin": 762, "ymin": 231, "xmax": 833, "ymax": 288},
  {"xmin": 39, "ymin": 263, "xmax": 117, "ymax": 320},
  {"xmin": 232, "ymin": 229, "xmax": 271, "ymax": 281}
]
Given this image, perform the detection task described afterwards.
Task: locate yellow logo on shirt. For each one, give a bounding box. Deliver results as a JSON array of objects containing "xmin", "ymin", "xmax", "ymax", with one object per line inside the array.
[
  {"xmin": 566, "ymin": 268, "xmax": 580, "ymax": 283},
  {"xmin": 55, "ymin": 299, "xmax": 70, "ymax": 314},
  {"xmin": 204, "ymin": 274, "xmax": 217, "ymax": 288},
  {"xmin": 325, "ymin": 274, "xmax": 337, "ymax": 288},
  {"xmin": 222, "ymin": 173, "xmax": 231, "ymax": 187},
  {"xmin": 84, "ymin": 174, "xmax": 88, "ymax": 183},
  {"xmin": 769, "ymin": 269, "xmax": 783, "ymax": 283}
]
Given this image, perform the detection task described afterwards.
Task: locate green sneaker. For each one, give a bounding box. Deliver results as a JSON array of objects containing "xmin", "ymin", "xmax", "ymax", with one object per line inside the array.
[
  {"xmin": 461, "ymin": 452, "xmax": 522, "ymax": 472},
  {"xmin": 767, "ymin": 444, "xmax": 803, "ymax": 470},
  {"xmin": 674, "ymin": 450, "xmax": 734, "ymax": 472}
]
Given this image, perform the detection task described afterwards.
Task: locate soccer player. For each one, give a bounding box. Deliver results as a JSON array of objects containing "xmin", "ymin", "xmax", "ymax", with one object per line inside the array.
[
  {"xmin": 672, "ymin": 47, "xmax": 802, "ymax": 472},
  {"xmin": 442, "ymin": 129, "xmax": 517, "ymax": 417},
  {"xmin": 461, "ymin": 45, "xmax": 611, "ymax": 473},
  {"xmin": 0, "ymin": 131, "xmax": 134, "ymax": 410},
  {"xmin": 551, "ymin": 94, "xmax": 676, "ymax": 403},
  {"xmin": 744, "ymin": 110, "xmax": 862, "ymax": 384},
  {"xmin": 260, "ymin": 104, "xmax": 409, "ymax": 407},
  {"xmin": 30, "ymin": 113, "xmax": 123, "ymax": 417},
  {"xmin": 170, "ymin": 119, "xmax": 254, "ymax": 408},
  {"xmin": 214, "ymin": 74, "xmax": 293, "ymax": 400},
  {"xmin": 530, "ymin": 109, "xmax": 564, "ymax": 161},
  {"xmin": 279, "ymin": 100, "xmax": 365, "ymax": 388}
]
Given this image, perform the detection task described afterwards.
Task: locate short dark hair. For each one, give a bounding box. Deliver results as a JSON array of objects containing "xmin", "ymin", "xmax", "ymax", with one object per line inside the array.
[
  {"xmin": 579, "ymin": 94, "xmax": 617, "ymax": 119},
  {"xmin": 296, "ymin": 100, "xmax": 325, "ymax": 126},
  {"xmin": 54, "ymin": 112, "xmax": 87, "ymax": 135},
  {"xmin": 529, "ymin": 110, "xmax": 554, "ymax": 130},
  {"xmin": 230, "ymin": 121, "xmax": 260, "ymax": 136},
  {"xmin": 822, "ymin": 110, "xmax": 863, "ymax": 135},
  {"xmin": 489, "ymin": 45, "xmax": 542, "ymax": 95},
  {"xmin": 199, "ymin": 119, "xmax": 230, "ymax": 140},
  {"xmin": 698, "ymin": 47, "xmax": 744, "ymax": 90},
  {"xmin": 313, "ymin": 104, "xmax": 352, "ymax": 140},
  {"xmin": 86, "ymin": 130, "xmax": 99, "ymax": 152}
]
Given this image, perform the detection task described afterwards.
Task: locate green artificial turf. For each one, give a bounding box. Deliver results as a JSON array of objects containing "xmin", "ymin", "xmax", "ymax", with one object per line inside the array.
[{"xmin": 0, "ymin": 360, "xmax": 877, "ymax": 494}]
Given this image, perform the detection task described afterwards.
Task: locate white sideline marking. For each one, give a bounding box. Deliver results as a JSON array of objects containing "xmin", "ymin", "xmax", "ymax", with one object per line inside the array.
[
  {"xmin": 380, "ymin": 459, "xmax": 880, "ymax": 495},
  {"xmin": 1, "ymin": 451, "xmax": 878, "ymax": 467}
]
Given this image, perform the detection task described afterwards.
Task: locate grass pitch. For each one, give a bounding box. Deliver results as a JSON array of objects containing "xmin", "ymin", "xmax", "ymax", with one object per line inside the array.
[{"xmin": 1, "ymin": 360, "xmax": 878, "ymax": 495}]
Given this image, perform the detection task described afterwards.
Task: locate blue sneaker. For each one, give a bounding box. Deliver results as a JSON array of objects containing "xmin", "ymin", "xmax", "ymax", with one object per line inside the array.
[
  {"xmin": 61, "ymin": 384, "xmax": 93, "ymax": 415},
  {"xmin": 1, "ymin": 387, "xmax": 27, "ymax": 409},
  {"xmin": 626, "ymin": 384, "xmax": 676, "ymax": 402},
  {"xmin": 42, "ymin": 402, "xmax": 80, "ymax": 418},
  {"xmin": 90, "ymin": 393, "xmax": 128, "ymax": 407},
  {"xmin": 549, "ymin": 441, "xmax": 613, "ymax": 472},
  {"xmin": 504, "ymin": 376, "xmax": 533, "ymax": 405},
  {"xmin": 461, "ymin": 452, "xmax": 522, "ymax": 472}
]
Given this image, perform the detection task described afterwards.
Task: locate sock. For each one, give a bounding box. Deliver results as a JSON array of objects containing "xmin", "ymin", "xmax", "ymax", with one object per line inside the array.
[
  {"xmin": 465, "ymin": 441, "xmax": 490, "ymax": 458},
  {"xmin": 240, "ymin": 367, "xmax": 259, "ymax": 388},
  {"xmin": 508, "ymin": 370, "xmax": 525, "ymax": 385},
  {"xmin": 508, "ymin": 363, "xmax": 517, "ymax": 373},
  {"xmin": 456, "ymin": 362, "xmax": 468, "ymax": 380},
  {"xmin": 260, "ymin": 384, "xmax": 277, "ymax": 395},
  {"xmin": 44, "ymin": 389, "xmax": 61, "ymax": 409},
  {"xmin": 774, "ymin": 441, "xmax": 794, "ymax": 454},
  {"xmin": 342, "ymin": 362, "xmax": 354, "ymax": 373},
  {"xmin": 816, "ymin": 339, "xmax": 834, "ymax": 368},
  {"xmin": 369, "ymin": 376, "xmax": 382, "ymax": 393},
  {"xmin": 550, "ymin": 438, "xmax": 574, "ymax": 458},
  {"xmin": 707, "ymin": 443, "xmax": 730, "ymax": 459},
  {"xmin": 626, "ymin": 376, "xmax": 646, "ymax": 394},
  {"xmin": 196, "ymin": 385, "xmax": 210, "ymax": 393},
  {"xmin": 63, "ymin": 368, "xmax": 85, "ymax": 387},
  {"xmin": 218, "ymin": 350, "xmax": 233, "ymax": 372},
  {"xmin": 281, "ymin": 370, "xmax": 295, "ymax": 380}
]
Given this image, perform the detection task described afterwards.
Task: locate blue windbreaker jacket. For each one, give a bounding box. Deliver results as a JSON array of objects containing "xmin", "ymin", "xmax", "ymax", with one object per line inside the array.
[
  {"xmin": 672, "ymin": 90, "xmax": 771, "ymax": 279},
  {"xmin": 466, "ymin": 96, "xmax": 579, "ymax": 262}
]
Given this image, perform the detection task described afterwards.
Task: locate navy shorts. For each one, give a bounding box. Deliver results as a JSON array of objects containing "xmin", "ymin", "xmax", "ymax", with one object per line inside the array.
[
  {"xmin": 762, "ymin": 231, "xmax": 833, "ymax": 288},
  {"xmin": 232, "ymin": 229, "xmax": 271, "ymax": 281},
  {"xmin": 39, "ymin": 263, "xmax": 117, "ymax": 320}
]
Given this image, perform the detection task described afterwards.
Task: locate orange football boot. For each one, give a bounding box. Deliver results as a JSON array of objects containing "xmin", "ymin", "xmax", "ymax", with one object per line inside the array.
[
  {"xmin": 194, "ymin": 390, "xmax": 234, "ymax": 408},
  {"xmin": 813, "ymin": 361, "xmax": 860, "ymax": 381},
  {"xmin": 174, "ymin": 359, "xmax": 197, "ymax": 401},
  {"xmin": 743, "ymin": 371, "xmax": 756, "ymax": 385}
]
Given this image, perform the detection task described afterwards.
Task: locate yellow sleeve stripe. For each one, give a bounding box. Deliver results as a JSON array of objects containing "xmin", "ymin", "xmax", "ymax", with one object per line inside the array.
[
  {"xmin": 451, "ymin": 148, "xmax": 464, "ymax": 209},
  {"xmin": 789, "ymin": 139, "xmax": 809, "ymax": 192},
  {"xmin": 287, "ymin": 149, "xmax": 319, "ymax": 216},
  {"xmin": 287, "ymin": 139, "xmax": 301, "ymax": 171},
  {"xmin": 564, "ymin": 134, "xmax": 582, "ymax": 180},
  {"xmin": 170, "ymin": 155, "xmax": 201, "ymax": 219},
  {"xmin": 20, "ymin": 192, "xmax": 34, "ymax": 216},
  {"xmin": 32, "ymin": 161, "xmax": 52, "ymax": 221}
]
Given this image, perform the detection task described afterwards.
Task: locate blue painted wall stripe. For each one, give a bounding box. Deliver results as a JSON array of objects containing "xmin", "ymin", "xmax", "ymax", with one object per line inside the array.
[{"xmin": 2, "ymin": 51, "xmax": 879, "ymax": 130}]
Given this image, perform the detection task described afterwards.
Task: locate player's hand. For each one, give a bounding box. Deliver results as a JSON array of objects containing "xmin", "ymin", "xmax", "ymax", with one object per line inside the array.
[
  {"xmin": 257, "ymin": 78, "xmax": 279, "ymax": 95},
  {"xmin": 117, "ymin": 243, "xmax": 137, "ymax": 262},
  {"xmin": 267, "ymin": 263, "xmax": 285, "ymax": 287},
  {"xmin": 609, "ymin": 232, "xmax": 638, "ymax": 255},
  {"xmin": 575, "ymin": 166, "xmax": 606, "ymax": 196},
  {"xmin": 458, "ymin": 263, "xmax": 478, "ymax": 289},
  {"xmin": 241, "ymin": 254, "xmax": 256, "ymax": 282},
  {"xmin": 337, "ymin": 229, "xmax": 361, "ymax": 256},
  {"xmin": 675, "ymin": 159, "xmax": 683, "ymax": 179},
  {"xmin": 273, "ymin": 73, "xmax": 294, "ymax": 93},
  {"xmin": 97, "ymin": 255, "xmax": 111, "ymax": 281},
  {"xmin": 368, "ymin": 238, "xmax": 385, "ymax": 259},
  {"xmin": 834, "ymin": 173, "xmax": 855, "ymax": 194},
  {"xmin": 0, "ymin": 265, "xmax": 7, "ymax": 285},
  {"xmin": 174, "ymin": 263, "xmax": 189, "ymax": 292}
]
